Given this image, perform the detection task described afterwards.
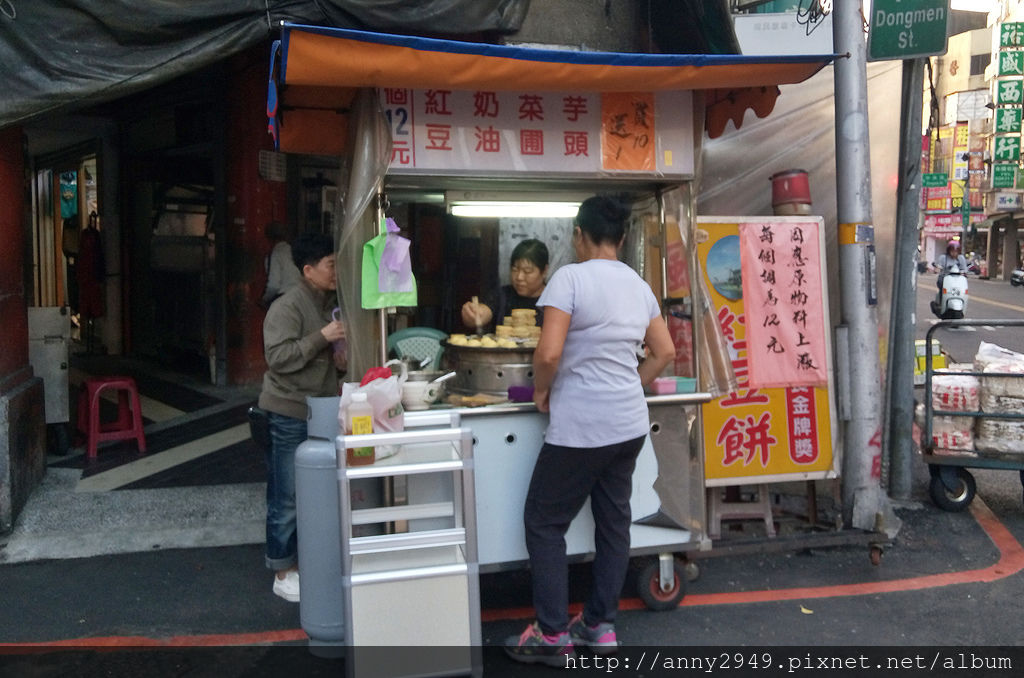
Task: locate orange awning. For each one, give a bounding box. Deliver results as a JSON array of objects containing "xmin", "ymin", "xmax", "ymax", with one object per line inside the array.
[{"xmin": 268, "ymin": 23, "xmax": 835, "ymax": 153}]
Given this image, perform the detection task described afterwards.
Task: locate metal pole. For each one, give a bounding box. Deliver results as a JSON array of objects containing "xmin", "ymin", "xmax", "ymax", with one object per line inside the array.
[
  {"xmin": 375, "ymin": 191, "xmax": 388, "ymax": 367},
  {"xmin": 833, "ymin": 3, "xmax": 886, "ymax": 528},
  {"xmin": 885, "ymin": 58, "xmax": 925, "ymax": 501}
]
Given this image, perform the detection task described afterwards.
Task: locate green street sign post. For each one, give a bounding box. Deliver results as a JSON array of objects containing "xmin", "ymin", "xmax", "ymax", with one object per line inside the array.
[
  {"xmin": 867, "ymin": 0, "xmax": 950, "ymax": 61},
  {"xmin": 922, "ymin": 172, "xmax": 948, "ymax": 188}
]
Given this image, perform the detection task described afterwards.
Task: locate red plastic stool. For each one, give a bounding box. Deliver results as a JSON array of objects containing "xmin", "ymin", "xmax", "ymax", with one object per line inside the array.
[{"xmin": 76, "ymin": 376, "xmax": 147, "ymax": 460}]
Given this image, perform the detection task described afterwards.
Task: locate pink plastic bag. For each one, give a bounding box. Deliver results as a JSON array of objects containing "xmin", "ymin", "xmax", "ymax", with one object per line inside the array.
[{"xmin": 379, "ymin": 217, "xmax": 414, "ymax": 293}]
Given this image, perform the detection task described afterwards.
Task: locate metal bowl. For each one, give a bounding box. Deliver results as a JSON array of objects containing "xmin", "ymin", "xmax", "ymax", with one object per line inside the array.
[{"xmin": 442, "ymin": 340, "xmax": 535, "ymax": 397}]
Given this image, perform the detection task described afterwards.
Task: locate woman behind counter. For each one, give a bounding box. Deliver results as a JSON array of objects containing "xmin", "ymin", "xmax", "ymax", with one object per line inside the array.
[
  {"xmin": 505, "ymin": 196, "xmax": 674, "ymax": 665},
  {"xmin": 461, "ymin": 238, "xmax": 549, "ymax": 331}
]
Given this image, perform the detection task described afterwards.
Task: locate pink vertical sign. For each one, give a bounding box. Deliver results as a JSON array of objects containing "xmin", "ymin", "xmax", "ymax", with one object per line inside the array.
[{"xmin": 738, "ymin": 220, "xmax": 827, "ymax": 388}]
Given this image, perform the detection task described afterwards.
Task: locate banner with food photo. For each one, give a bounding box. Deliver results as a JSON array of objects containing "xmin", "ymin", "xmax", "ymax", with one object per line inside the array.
[{"xmin": 696, "ymin": 217, "xmax": 838, "ymax": 486}]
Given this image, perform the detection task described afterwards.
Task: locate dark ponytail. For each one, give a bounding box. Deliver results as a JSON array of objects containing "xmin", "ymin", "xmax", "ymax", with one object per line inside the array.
[{"xmin": 575, "ymin": 196, "xmax": 630, "ymax": 246}]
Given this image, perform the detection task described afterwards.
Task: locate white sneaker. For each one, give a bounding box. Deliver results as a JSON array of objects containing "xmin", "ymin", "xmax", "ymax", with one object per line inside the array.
[{"xmin": 272, "ymin": 569, "xmax": 300, "ymax": 602}]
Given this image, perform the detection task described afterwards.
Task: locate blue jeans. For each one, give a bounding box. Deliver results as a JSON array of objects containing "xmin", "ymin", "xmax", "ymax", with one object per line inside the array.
[
  {"xmin": 524, "ymin": 435, "xmax": 645, "ymax": 635},
  {"xmin": 265, "ymin": 412, "xmax": 306, "ymax": 570}
]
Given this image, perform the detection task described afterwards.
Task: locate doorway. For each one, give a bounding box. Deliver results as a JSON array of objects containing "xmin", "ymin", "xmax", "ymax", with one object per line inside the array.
[{"xmin": 32, "ymin": 149, "xmax": 102, "ymax": 348}]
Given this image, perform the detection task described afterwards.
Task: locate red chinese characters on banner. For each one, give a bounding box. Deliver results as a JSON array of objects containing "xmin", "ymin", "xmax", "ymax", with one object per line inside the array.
[
  {"xmin": 716, "ymin": 306, "xmax": 769, "ymax": 409},
  {"xmin": 380, "ymin": 88, "xmax": 692, "ymax": 176},
  {"xmin": 474, "ymin": 126, "xmax": 501, "ymax": 153},
  {"xmin": 424, "ymin": 89, "xmax": 452, "ymax": 116},
  {"xmin": 473, "ymin": 91, "xmax": 500, "ymax": 117},
  {"xmin": 716, "ymin": 412, "xmax": 778, "ymax": 469},
  {"xmin": 785, "ymin": 387, "xmax": 819, "ymax": 464},
  {"xmin": 521, "ymin": 129, "xmax": 544, "ymax": 155},
  {"xmin": 425, "ymin": 124, "xmax": 452, "ymax": 151},
  {"xmin": 738, "ymin": 221, "xmax": 827, "ymax": 389},
  {"xmin": 714, "ymin": 306, "xmax": 776, "ymax": 470}
]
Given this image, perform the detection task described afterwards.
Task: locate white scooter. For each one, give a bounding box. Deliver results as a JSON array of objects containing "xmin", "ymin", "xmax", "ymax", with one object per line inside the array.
[{"xmin": 930, "ymin": 265, "xmax": 968, "ymax": 320}]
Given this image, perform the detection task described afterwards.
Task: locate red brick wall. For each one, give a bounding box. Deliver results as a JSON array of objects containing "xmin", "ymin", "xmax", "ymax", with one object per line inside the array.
[
  {"xmin": 224, "ymin": 49, "xmax": 288, "ymax": 385},
  {"xmin": 0, "ymin": 126, "xmax": 28, "ymax": 382}
]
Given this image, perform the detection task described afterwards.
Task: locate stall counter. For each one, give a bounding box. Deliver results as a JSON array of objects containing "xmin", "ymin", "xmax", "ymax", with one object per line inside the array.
[{"xmin": 406, "ymin": 392, "xmax": 711, "ymax": 569}]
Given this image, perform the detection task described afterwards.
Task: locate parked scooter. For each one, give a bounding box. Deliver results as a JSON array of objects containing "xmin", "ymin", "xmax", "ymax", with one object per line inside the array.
[{"xmin": 931, "ymin": 265, "xmax": 968, "ymax": 319}]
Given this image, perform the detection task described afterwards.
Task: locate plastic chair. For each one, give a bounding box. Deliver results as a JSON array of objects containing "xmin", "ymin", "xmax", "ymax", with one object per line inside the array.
[
  {"xmin": 386, "ymin": 327, "xmax": 448, "ymax": 370},
  {"xmin": 76, "ymin": 376, "xmax": 147, "ymax": 460}
]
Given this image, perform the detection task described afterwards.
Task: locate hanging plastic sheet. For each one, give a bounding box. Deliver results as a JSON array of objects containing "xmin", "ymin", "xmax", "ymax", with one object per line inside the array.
[
  {"xmin": 335, "ymin": 88, "xmax": 393, "ymax": 378},
  {"xmin": 0, "ymin": 0, "xmax": 531, "ymax": 128},
  {"xmin": 662, "ymin": 187, "xmax": 737, "ymax": 398}
]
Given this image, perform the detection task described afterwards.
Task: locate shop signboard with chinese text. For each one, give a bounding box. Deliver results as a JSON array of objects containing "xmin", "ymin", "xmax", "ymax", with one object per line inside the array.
[
  {"xmin": 1001, "ymin": 22, "xmax": 1024, "ymax": 48},
  {"xmin": 994, "ymin": 78, "xmax": 1023, "ymax": 107},
  {"xmin": 924, "ymin": 183, "xmax": 950, "ymax": 212},
  {"xmin": 999, "ymin": 49, "xmax": 1024, "ymax": 77},
  {"xmin": 994, "ymin": 191, "xmax": 1024, "ymax": 211},
  {"xmin": 381, "ymin": 88, "xmax": 693, "ymax": 178},
  {"xmin": 697, "ymin": 217, "xmax": 837, "ymax": 486},
  {"xmin": 994, "ymin": 18, "xmax": 1024, "ymax": 198},
  {"xmin": 996, "ymin": 108, "xmax": 1022, "ymax": 134},
  {"xmin": 924, "ymin": 212, "xmax": 986, "ymax": 236},
  {"xmin": 993, "ymin": 163, "xmax": 1018, "ymax": 189},
  {"xmin": 994, "ymin": 131, "xmax": 1022, "ymax": 162},
  {"xmin": 953, "ymin": 122, "xmax": 969, "ymax": 183}
]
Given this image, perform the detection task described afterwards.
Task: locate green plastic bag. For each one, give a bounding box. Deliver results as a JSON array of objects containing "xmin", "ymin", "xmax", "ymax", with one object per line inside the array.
[{"xmin": 361, "ymin": 230, "xmax": 417, "ymax": 309}]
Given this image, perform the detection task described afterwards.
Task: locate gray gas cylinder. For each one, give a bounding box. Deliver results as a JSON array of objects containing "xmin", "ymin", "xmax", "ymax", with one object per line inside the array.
[
  {"xmin": 296, "ymin": 396, "xmax": 345, "ymax": 652},
  {"xmin": 296, "ymin": 436, "xmax": 345, "ymax": 651}
]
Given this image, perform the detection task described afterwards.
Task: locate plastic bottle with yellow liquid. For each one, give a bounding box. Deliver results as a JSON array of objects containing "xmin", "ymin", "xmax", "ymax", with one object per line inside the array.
[{"xmin": 345, "ymin": 392, "xmax": 375, "ymax": 466}]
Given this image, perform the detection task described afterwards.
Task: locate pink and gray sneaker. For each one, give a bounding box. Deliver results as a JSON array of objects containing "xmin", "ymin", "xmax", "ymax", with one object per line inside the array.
[
  {"xmin": 504, "ymin": 622, "xmax": 575, "ymax": 667},
  {"xmin": 568, "ymin": 612, "xmax": 618, "ymax": 654}
]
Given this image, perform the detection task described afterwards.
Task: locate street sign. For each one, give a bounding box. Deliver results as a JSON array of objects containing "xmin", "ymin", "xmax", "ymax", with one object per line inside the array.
[
  {"xmin": 867, "ymin": 0, "xmax": 950, "ymax": 62},
  {"xmin": 922, "ymin": 172, "xmax": 947, "ymax": 187}
]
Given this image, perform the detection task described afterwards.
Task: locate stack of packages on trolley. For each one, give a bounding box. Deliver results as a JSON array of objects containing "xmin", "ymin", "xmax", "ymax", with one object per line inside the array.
[
  {"xmin": 930, "ymin": 367, "xmax": 979, "ymax": 452},
  {"xmin": 929, "ymin": 342, "xmax": 1024, "ymax": 453},
  {"xmin": 973, "ymin": 342, "xmax": 1024, "ymax": 453}
]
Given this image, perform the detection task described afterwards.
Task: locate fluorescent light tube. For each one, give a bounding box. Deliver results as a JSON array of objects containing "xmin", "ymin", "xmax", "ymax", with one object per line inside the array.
[{"xmin": 449, "ymin": 201, "xmax": 581, "ymax": 218}]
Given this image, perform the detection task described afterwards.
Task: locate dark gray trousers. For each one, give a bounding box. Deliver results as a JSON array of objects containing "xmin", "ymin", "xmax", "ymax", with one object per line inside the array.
[{"xmin": 524, "ymin": 435, "xmax": 645, "ymax": 634}]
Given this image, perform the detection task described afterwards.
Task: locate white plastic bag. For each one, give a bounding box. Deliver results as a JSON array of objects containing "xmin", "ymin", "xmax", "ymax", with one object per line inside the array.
[
  {"xmin": 931, "ymin": 374, "xmax": 980, "ymax": 411},
  {"xmin": 339, "ymin": 359, "xmax": 407, "ymax": 459},
  {"xmin": 928, "ymin": 415, "xmax": 974, "ymax": 451},
  {"xmin": 974, "ymin": 341, "xmax": 1024, "ymax": 371}
]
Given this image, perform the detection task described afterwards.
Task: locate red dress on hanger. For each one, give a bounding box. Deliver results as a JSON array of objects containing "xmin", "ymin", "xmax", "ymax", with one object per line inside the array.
[{"xmin": 76, "ymin": 224, "xmax": 105, "ymax": 319}]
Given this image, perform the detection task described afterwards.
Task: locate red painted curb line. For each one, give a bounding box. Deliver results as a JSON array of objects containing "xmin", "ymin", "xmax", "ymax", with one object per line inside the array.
[
  {"xmin": 481, "ymin": 496, "xmax": 1024, "ymax": 621},
  {"xmin": 3, "ymin": 497, "xmax": 1021, "ymax": 645}
]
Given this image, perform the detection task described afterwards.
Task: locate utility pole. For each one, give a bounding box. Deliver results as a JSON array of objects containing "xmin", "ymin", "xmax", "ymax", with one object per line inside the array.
[
  {"xmin": 833, "ymin": 2, "xmax": 893, "ymax": 531},
  {"xmin": 885, "ymin": 58, "xmax": 926, "ymax": 501}
]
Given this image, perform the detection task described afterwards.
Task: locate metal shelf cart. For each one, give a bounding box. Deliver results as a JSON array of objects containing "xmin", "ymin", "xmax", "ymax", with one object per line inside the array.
[
  {"xmin": 921, "ymin": 319, "xmax": 1024, "ymax": 511},
  {"xmin": 336, "ymin": 425, "xmax": 481, "ymax": 678}
]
